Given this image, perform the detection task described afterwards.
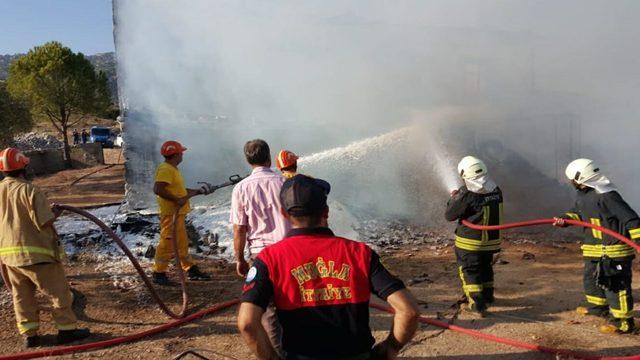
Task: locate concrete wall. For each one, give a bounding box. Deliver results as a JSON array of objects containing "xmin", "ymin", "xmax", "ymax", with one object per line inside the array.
[
  {"xmin": 23, "ymin": 149, "xmax": 66, "ymax": 176},
  {"xmin": 19, "ymin": 144, "xmax": 105, "ymax": 177}
]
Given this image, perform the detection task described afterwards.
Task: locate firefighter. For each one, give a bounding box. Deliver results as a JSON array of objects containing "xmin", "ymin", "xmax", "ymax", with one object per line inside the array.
[
  {"xmin": 276, "ymin": 149, "xmax": 299, "ymax": 179},
  {"xmin": 553, "ymin": 158, "xmax": 639, "ymax": 334},
  {"xmin": 238, "ymin": 175, "xmax": 419, "ymax": 359},
  {"xmin": 152, "ymin": 140, "xmax": 213, "ymax": 285},
  {"xmin": 445, "ymin": 156, "xmax": 503, "ymax": 316},
  {"xmin": 0, "ymin": 148, "xmax": 90, "ymax": 347}
]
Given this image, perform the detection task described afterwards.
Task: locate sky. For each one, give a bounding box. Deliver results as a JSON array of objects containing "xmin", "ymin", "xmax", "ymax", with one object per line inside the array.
[{"xmin": 0, "ymin": 0, "xmax": 114, "ymax": 55}]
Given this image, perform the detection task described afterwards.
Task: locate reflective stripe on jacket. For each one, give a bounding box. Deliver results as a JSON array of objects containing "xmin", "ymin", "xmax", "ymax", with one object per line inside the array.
[
  {"xmin": 562, "ymin": 189, "xmax": 640, "ymax": 260},
  {"xmin": 445, "ymin": 186, "xmax": 503, "ymax": 252}
]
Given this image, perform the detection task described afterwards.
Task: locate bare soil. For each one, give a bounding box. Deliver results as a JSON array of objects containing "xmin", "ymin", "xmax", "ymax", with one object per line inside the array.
[
  {"xmin": 1, "ymin": 239, "xmax": 639, "ymax": 359},
  {"xmin": 32, "ymin": 148, "xmax": 125, "ymax": 208}
]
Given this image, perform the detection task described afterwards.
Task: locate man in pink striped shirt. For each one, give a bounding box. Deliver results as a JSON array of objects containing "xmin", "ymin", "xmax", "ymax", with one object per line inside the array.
[{"xmin": 231, "ymin": 139, "xmax": 290, "ymax": 356}]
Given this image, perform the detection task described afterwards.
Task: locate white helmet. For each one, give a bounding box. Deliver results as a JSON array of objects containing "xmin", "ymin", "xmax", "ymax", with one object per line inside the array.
[
  {"xmin": 565, "ymin": 158, "xmax": 600, "ymax": 184},
  {"xmin": 457, "ymin": 156, "xmax": 488, "ymax": 179}
]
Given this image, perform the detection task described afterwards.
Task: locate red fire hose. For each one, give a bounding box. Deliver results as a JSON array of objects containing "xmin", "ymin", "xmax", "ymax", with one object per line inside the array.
[
  {"xmin": 461, "ymin": 218, "xmax": 640, "ymax": 253},
  {"xmin": 1, "ymin": 206, "xmax": 189, "ymax": 318},
  {"xmin": 57, "ymin": 205, "xmax": 190, "ymax": 319},
  {"xmin": 0, "ymin": 299, "xmax": 240, "ymax": 360}
]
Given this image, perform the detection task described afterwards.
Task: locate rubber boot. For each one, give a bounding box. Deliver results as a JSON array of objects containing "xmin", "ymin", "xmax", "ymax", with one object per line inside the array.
[
  {"xmin": 152, "ymin": 272, "xmax": 173, "ymax": 286},
  {"xmin": 601, "ymin": 318, "xmax": 635, "ymax": 335},
  {"xmin": 462, "ymin": 302, "xmax": 487, "ymax": 318},
  {"xmin": 57, "ymin": 328, "xmax": 91, "ymax": 345},
  {"xmin": 482, "ymin": 287, "xmax": 495, "ymax": 304},
  {"xmin": 24, "ymin": 336, "xmax": 40, "ymax": 348},
  {"xmin": 187, "ymin": 266, "xmax": 211, "ymax": 281},
  {"xmin": 576, "ymin": 306, "xmax": 609, "ymax": 318}
]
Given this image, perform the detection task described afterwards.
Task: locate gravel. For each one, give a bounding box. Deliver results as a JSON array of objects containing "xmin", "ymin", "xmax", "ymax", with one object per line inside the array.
[{"xmin": 13, "ymin": 132, "xmax": 63, "ymax": 151}]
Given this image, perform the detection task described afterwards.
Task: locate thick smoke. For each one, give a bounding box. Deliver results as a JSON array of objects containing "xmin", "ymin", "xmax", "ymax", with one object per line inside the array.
[{"xmin": 115, "ymin": 1, "xmax": 640, "ymax": 223}]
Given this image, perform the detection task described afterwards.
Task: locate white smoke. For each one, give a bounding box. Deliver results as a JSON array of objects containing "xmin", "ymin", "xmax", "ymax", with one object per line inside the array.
[{"xmin": 114, "ymin": 1, "xmax": 640, "ymax": 222}]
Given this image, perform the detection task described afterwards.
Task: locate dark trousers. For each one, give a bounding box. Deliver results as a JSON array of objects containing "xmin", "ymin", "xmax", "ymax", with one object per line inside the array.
[
  {"xmin": 583, "ymin": 259, "xmax": 634, "ymax": 331},
  {"xmin": 455, "ymin": 248, "xmax": 495, "ymax": 311}
]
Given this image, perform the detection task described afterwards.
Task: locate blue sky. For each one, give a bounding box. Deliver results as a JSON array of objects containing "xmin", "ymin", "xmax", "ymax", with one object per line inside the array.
[{"xmin": 0, "ymin": 0, "xmax": 114, "ymax": 55}]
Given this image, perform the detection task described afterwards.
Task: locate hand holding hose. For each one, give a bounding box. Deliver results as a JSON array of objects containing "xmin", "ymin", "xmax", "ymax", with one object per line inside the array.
[{"xmin": 552, "ymin": 217, "xmax": 568, "ymax": 227}]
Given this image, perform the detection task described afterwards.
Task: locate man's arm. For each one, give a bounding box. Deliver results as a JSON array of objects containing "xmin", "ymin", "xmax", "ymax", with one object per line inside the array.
[
  {"xmin": 377, "ymin": 289, "xmax": 420, "ymax": 357},
  {"xmin": 237, "ymin": 303, "xmax": 279, "ymax": 360},
  {"xmin": 444, "ymin": 188, "xmax": 468, "ymax": 222},
  {"xmin": 369, "ymin": 251, "xmax": 419, "ymax": 358},
  {"xmin": 234, "ymin": 224, "xmax": 249, "ymax": 276},
  {"xmin": 603, "ymin": 192, "xmax": 640, "ymax": 240},
  {"xmin": 154, "ymin": 181, "xmax": 188, "ymax": 206},
  {"xmin": 553, "ymin": 200, "xmax": 581, "ymax": 227}
]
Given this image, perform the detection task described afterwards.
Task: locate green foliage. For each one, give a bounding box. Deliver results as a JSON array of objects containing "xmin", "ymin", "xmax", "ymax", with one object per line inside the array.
[
  {"xmin": 6, "ymin": 41, "xmax": 111, "ymax": 165},
  {"xmin": 0, "ymin": 81, "xmax": 32, "ymax": 147}
]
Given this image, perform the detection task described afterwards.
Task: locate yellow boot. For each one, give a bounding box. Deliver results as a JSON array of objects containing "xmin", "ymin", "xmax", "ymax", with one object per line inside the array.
[
  {"xmin": 575, "ymin": 306, "xmax": 589, "ymax": 316},
  {"xmin": 599, "ymin": 324, "xmax": 620, "ymax": 334}
]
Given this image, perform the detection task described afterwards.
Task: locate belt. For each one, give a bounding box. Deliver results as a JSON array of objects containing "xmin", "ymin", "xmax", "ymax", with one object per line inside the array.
[{"xmin": 287, "ymin": 352, "xmax": 372, "ymax": 360}]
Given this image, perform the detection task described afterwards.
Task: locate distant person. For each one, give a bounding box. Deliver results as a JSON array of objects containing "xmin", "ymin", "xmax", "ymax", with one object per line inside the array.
[
  {"xmin": 152, "ymin": 141, "xmax": 213, "ymax": 285},
  {"xmin": 81, "ymin": 129, "xmax": 88, "ymax": 144},
  {"xmin": 276, "ymin": 149, "xmax": 299, "ymax": 179},
  {"xmin": 72, "ymin": 129, "xmax": 80, "ymax": 145},
  {"xmin": 0, "ymin": 148, "xmax": 91, "ymax": 348},
  {"xmin": 445, "ymin": 156, "xmax": 503, "ymax": 317},
  {"xmin": 231, "ymin": 139, "xmax": 291, "ymax": 356},
  {"xmin": 554, "ymin": 159, "xmax": 639, "ymax": 334},
  {"xmin": 238, "ymin": 175, "xmax": 420, "ymax": 359}
]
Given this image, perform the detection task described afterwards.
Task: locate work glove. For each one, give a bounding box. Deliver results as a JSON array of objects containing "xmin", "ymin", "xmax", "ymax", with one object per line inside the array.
[
  {"xmin": 552, "ymin": 217, "xmax": 568, "ymax": 227},
  {"xmin": 198, "ymin": 182, "xmax": 216, "ymax": 195}
]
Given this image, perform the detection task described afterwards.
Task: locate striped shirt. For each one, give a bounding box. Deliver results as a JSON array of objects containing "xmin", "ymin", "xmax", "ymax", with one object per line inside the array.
[{"xmin": 230, "ymin": 167, "xmax": 291, "ymax": 256}]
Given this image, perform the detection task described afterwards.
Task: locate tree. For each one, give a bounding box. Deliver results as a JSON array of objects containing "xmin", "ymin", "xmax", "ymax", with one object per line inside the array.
[
  {"xmin": 0, "ymin": 81, "xmax": 32, "ymax": 148},
  {"xmin": 7, "ymin": 42, "xmax": 111, "ymax": 167}
]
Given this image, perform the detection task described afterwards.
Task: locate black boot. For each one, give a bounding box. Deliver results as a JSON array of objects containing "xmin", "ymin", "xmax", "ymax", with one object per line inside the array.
[
  {"xmin": 187, "ymin": 266, "xmax": 211, "ymax": 281},
  {"xmin": 24, "ymin": 335, "xmax": 40, "ymax": 348},
  {"xmin": 57, "ymin": 328, "xmax": 91, "ymax": 345},
  {"xmin": 152, "ymin": 272, "xmax": 173, "ymax": 286},
  {"xmin": 482, "ymin": 287, "xmax": 495, "ymax": 304}
]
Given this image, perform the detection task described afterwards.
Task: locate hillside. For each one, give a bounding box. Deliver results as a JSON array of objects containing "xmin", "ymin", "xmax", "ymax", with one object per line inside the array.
[{"xmin": 0, "ymin": 52, "xmax": 117, "ymax": 100}]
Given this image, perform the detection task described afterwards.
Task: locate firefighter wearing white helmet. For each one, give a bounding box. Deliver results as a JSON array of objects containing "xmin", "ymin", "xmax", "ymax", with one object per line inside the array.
[
  {"xmin": 445, "ymin": 156, "xmax": 503, "ymax": 316},
  {"xmin": 554, "ymin": 158, "xmax": 639, "ymax": 334}
]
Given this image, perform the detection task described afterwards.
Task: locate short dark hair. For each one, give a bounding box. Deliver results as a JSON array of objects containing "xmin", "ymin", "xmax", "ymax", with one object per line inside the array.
[
  {"xmin": 3, "ymin": 169, "xmax": 26, "ymax": 178},
  {"xmin": 281, "ymin": 164, "xmax": 297, "ymax": 172},
  {"xmin": 244, "ymin": 139, "xmax": 271, "ymax": 165},
  {"xmin": 288, "ymin": 212, "xmax": 325, "ymax": 228}
]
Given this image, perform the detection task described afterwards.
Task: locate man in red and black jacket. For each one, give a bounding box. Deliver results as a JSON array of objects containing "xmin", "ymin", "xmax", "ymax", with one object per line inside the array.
[{"xmin": 238, "ymin": 175, "xmax": 420, "ymax": 360}]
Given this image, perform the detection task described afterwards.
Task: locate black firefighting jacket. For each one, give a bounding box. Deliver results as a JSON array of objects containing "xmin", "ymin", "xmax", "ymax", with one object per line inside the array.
[
  {"xmin": 562, "ymin": 188, "xmax": 640, "ymax": 260},
  {"xmin": 445, "ymin": 186, "xmax": 503, "ymax": 252}
]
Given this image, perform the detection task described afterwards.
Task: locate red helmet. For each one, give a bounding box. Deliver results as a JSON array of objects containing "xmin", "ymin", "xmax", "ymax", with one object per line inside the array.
[
  {"xmin": 160, "ymin": 141, "xmax": 187, "ymax": 156},
  {"xmin": 276, "ymin": 150, "xmax": 298, "ymax": 170},
  {"xmin": 0, "ymin": 148, "xmax": 30, "ymax": 172}
]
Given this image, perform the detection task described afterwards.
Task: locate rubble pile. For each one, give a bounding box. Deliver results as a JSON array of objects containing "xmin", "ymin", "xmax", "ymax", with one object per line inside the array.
[
  {"xmin": 13, "ymin": 132, "xmax": 63, "ymax": 151},
  {"xmin": 355, "ymin": 219, "xmax": 453, "ymax": 252}
]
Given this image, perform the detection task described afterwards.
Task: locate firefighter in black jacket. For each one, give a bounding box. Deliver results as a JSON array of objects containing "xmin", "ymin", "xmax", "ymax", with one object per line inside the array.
[
  {"xmin": 446, "ymin": 156, "xmax": 503, "ymax": 316},
  {"xmin": 554, "ymin": 158, "xmax": 639, "ymax": 334}
]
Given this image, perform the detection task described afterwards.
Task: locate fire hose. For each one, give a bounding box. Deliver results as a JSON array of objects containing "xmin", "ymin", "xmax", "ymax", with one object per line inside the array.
[{"xmin": 1, "ymin": 216, "xmax": 640, "ymax": 359}]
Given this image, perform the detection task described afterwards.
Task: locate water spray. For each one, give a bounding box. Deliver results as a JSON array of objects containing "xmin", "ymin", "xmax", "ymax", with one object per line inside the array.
[{"xmin": 298, "ymin": 126, "xmax": 412, "ymax": 169}]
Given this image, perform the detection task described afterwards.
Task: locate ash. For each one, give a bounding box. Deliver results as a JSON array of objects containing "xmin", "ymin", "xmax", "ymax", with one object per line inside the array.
[
  {"xmin": 13, "ymin": 132, "xmax": 63, "ymax": 151},
  {"xmin": 355, "ymin": 219, "xmax": 453, "ymax": 254}
]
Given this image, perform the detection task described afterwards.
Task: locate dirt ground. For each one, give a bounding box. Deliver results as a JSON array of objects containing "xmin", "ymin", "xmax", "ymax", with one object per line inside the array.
[
  {"xmin": 32, "ymin": 148, "xmax": 125, "ymax": 208},
  {"xmin": 1, "ymin": 238, "xmax": 639, "ymax": 359}
]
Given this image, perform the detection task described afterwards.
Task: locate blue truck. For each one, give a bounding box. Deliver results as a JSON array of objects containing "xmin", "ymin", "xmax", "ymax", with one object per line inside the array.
[{"xmin": 89, "ymin": 126, "xmax": 114, "ymax": 148}]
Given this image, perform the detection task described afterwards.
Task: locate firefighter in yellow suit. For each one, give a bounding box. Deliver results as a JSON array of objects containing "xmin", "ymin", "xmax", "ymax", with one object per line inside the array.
[
  {"xmin": 0, "ymin": 148, "xmax": 90, "ymax": 348},
  {"xmin": 152, "ymin": 141, "xmax": 213, "ymax": 285}
]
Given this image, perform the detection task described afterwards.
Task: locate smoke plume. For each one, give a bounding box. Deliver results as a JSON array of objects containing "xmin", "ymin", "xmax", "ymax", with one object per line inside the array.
[{"xmin": 114, "ymin": 1, "xmax": 640, "ymax": 223}]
